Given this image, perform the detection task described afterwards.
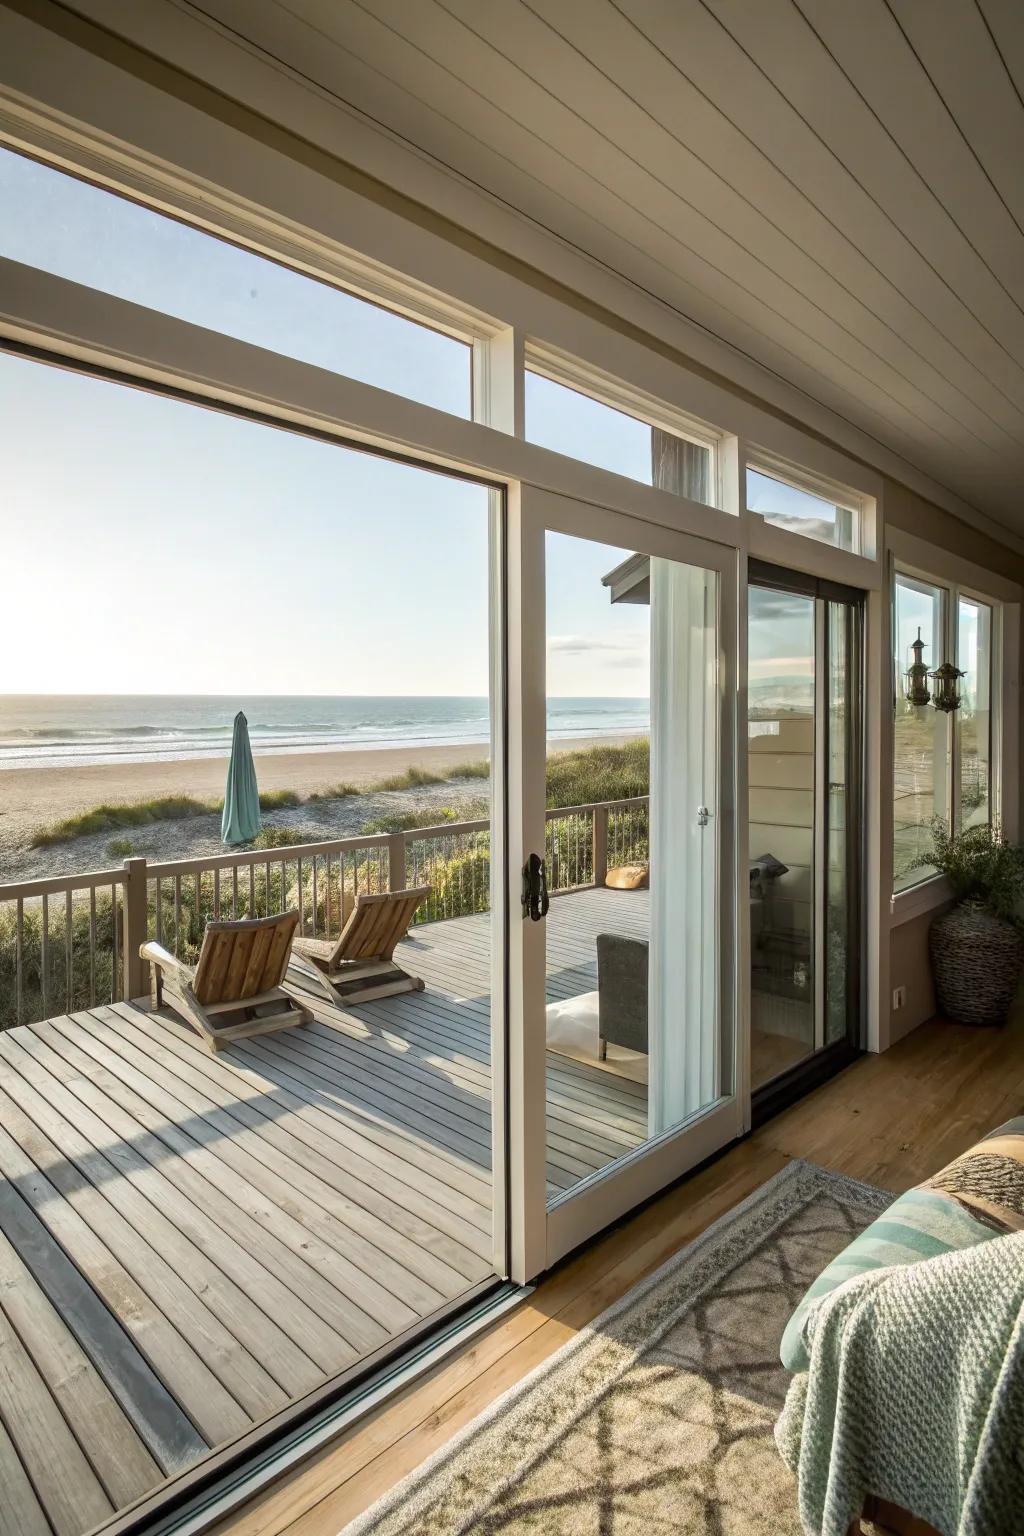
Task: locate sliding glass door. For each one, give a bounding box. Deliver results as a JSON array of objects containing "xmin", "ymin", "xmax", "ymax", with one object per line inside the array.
[
  {"xmin": 512, "ymin": 490, "xmax": 738, "ymax": 1271},
  {"xmin": 747, "ymin": 562, "xmax": 864, "ymax": 1110}
]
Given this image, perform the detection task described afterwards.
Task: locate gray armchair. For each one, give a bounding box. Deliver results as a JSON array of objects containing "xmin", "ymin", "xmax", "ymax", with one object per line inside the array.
[{"xmin": 596, "ymin": 933, "xmax": 648, "ymax": 1058}]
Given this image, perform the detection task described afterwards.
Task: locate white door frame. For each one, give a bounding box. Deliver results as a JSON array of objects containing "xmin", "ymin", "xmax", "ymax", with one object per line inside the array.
[{"xmin": 507, "ymin": 484, "xmax": 742, "ymax": 1281}]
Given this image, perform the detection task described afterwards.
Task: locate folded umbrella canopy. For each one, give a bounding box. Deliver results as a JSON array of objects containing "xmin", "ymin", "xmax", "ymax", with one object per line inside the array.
[{"xmin": 221, "ymin": 711, "xmax": 262, "ymax": 845}]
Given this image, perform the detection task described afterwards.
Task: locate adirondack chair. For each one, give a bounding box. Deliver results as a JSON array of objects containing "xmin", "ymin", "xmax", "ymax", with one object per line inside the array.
[
  {"xmin": 141, "ymin": 909, "xmax": 312, "ymax": 1050},
  {"xmin": 289, "ymin": 885, "xmax": 431, "ymax": 1006}
]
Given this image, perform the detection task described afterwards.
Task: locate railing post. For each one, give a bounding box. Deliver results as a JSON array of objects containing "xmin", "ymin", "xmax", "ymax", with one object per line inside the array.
[
  {"xmin": 592, "ymin": 804, "xmax": 608, "ymax": 889},
  {"xmin": 386, "ymin": 833, "xmax": 407, "ymax": 891},
  {"xmin": 122, "ymin": 857, "xmax": 148, "ymax": 1000}
]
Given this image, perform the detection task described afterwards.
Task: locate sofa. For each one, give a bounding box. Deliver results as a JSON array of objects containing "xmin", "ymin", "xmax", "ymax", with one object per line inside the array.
[{"xmin": 778, "ymin": 1120, "xmax": 1024, "ymax": 1535}]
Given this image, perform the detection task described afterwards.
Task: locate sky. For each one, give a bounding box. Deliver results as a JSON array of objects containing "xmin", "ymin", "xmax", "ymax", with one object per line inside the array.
[{"xmin": 1, "ymin": 145, "xmax": 822, "ymax": 702}]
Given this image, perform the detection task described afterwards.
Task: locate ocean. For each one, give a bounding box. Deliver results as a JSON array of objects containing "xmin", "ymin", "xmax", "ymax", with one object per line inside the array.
[{"xmin": 0, "ymin": 696, "xmax": 651, "ymax": 771}]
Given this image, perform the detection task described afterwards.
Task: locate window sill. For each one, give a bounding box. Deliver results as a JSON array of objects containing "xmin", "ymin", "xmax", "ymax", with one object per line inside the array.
[{"xmin": 889, "ymin": 874, "xmax": 952, "ymax": 927}]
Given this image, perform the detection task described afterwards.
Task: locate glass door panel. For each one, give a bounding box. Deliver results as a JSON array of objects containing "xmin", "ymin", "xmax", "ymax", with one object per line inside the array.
[
  {"xmin": 517, "ymin": 492, "xmax": 737, "ymax": 1267},
  {"xmin": 747, "ymin": 567, "xmax": 863, "ymax": 1096}
]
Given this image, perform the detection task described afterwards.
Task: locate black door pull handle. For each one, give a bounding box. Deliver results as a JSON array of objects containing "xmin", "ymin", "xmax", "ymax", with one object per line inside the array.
[{"xmin": 523, "ymin": 853, "xmax": 550, "ymax": 921}]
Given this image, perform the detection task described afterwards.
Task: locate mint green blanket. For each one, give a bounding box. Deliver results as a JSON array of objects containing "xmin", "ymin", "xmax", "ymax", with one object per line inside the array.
[{"xmin": 776, "ymin": 1230, "xmax": 1024, "ymax": 1536}]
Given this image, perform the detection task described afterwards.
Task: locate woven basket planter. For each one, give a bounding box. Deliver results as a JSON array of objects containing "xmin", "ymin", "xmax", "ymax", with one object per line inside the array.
[{"xmin": 929, "ymin": 900, "xmax": 1024, "ymax": 1027}]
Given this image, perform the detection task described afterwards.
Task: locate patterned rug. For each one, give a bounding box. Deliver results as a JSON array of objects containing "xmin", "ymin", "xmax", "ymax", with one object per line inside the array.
[{"xmin": 344, "ymin": 1160, "xmax": 890, "ymax": 1535}]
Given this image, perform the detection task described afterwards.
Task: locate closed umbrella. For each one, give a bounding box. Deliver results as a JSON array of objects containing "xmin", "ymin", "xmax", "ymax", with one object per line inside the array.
[{"xmin": 221, "ymin": 711, "xmax": 261, "ymax": 845}]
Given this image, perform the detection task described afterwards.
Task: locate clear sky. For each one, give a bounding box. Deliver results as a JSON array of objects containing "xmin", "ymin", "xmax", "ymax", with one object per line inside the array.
[{"xmin": 1, "ymin": 146, "xmax": 817, "ymax": 700}]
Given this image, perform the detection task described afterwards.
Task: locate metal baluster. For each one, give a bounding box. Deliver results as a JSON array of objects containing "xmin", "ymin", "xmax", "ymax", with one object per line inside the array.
[
  {"xmin": 41, "ymin": 894, "xmax": 49, "ymax": 1021},
  {"xmin": 312, "ymin": 857, "xmax": 318, "ymax": 938},
  {"xmin": 173, "ymin": 876, "xmax": 182, "ymax": 955},
  {"xmin": 88, "ymin": 888, "xmax": 97, "ymax": 1006},
  {"xmin": 232, "ymin": 866, "xmax": 238, "ymax": 919},
  {"xmin": 213, "ymin": 867, "xmax": 221, "ymax": 920},
  {"xmin": 155, "ymin": 879, "xmax": 163, "ymax": 947},
  {"xmin": 111, "ymin": 884, "xmax": 120, "ymax": 1001},
  {"xmin": 15, "ymin": 899, "xmax": 23, "ymax": 1026}
]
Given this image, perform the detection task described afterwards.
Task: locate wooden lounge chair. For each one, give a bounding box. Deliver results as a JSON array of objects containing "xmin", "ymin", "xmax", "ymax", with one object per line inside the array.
[
  {"xmin": 289, "ymin": 886, "xmax": 431, "ymax": 1006},
  {"xmin": 141, "ymin": 909, "xmax": 312, "ymax": 1050}
]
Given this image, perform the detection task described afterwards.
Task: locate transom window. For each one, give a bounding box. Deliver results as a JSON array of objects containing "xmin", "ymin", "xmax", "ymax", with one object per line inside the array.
[
  {"xmin": 0, "ymin": 146, "xmax": 473, "ymax": 417},
  {"xmin": 746, "ymin": 458, "xmax": 863, "ymax": 554}
]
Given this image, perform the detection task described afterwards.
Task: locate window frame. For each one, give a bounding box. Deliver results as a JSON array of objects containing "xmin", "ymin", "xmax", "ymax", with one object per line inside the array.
[
  {"xmin": 524, "ymin": 339, "xmax": 724, "ymax": 508},
  {"xmin": 891, "ymin": 558, "xmax": 1006, "ymax": 902},
  {"xmin": 745, "ymin": 448, "xmax": 867, "ymax": 557}
]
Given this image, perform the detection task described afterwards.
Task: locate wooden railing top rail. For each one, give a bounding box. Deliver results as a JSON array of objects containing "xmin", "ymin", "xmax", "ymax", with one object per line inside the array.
[
  {"xmin": 0, "ymin": 866, "xmax": 127, "ymax": 902},
  {"xmin": 544, "ymin": 796, "xmax": 649, "ymax": 819}
]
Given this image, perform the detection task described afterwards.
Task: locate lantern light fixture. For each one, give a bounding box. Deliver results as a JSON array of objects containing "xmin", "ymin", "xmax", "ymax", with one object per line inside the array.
[
  {"xmin": 930, "ymin": 660, "xmax": 964, "ymax": 714},
  {"xmin": 904, "ymin": 628, "xmax": 931, "ymax": 707}
]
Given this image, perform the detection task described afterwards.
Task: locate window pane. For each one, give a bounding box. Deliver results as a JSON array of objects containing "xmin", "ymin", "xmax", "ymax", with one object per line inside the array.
[
  {"xmin": 957, "ymin": 597, "xmax": 993, "ymax": 829},
  {"xmin": 525, "ymin": 370, "xmax": 714, "ymax": 504},
  {"xmin": 747, "ymin": 467, "xmax": 858, "ymax": 552},
  {"xmin": 0, "ymin": 147, "xmax": 471, "ymax": 416},
  {"xmin": 893, "ymin": 575, "xmax": 948, "ymax": 891}
]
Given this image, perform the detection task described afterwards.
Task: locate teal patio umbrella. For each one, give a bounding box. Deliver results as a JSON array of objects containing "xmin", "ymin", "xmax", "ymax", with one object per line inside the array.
[{"xmin": 221, "ymin": 711, "xmax": 262, "ymax": 845}]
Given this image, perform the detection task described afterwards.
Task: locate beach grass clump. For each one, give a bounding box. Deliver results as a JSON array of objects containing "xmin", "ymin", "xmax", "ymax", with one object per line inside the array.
[
  {"xmin": 375, "ymin": 765, "xmax": 448, "ymax": 792},
  {"xmin": 31, "ymin": 795, "xmax": 215, "ymax": 848},
  {"xmin": 362, "ymin": 806, "xmax": 460, "ymax": 835},
  {"xmin": 545, "ymin": 738, "xmax": 650, "ymax": 808},
  {"xmin": 107, "ymin": 837, "xmax": 136, "ymax": 858},
  {"xmin": 258, "ymin": 789, "xmax": 301, "ymax": 811},
  {"xmin": 307, "ymin": 782, "xmax": 362, "ymax": 802},
  {"xmin": 453, "ymin": 759, "xmax": 490, "ymax": 780},
  {"xmin": 250, "ymin": 826, "xmax": 322, "ymax": 850}
]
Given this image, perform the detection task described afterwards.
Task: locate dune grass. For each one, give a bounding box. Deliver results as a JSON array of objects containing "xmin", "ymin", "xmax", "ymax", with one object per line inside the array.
[{"xmin": 29, "ymin": 742, "xmax": 647, "ymax": 849}]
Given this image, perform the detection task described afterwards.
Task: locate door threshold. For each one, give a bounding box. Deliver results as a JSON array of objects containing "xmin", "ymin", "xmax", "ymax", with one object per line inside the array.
[{"xmin": 104, "ymin": 1280, "xmax": 530, "ymax": 1536}]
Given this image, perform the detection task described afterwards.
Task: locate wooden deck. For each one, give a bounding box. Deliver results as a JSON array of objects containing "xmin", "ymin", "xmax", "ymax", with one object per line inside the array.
[{"xmin": 0, "ymin": 886, "xmax": 647, "ymax": 1536}]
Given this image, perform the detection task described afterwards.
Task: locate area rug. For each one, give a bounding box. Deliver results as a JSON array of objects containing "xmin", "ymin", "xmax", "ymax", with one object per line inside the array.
[{"xmin": 344, "ymin": 1160, "xmax": 890, "ymax": 1535}]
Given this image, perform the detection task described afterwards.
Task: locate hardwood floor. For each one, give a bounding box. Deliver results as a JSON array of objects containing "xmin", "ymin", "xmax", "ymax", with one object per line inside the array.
[{"xmin": 213, "ymin": 1004, "xmax": 1024, "ymax": 1536}]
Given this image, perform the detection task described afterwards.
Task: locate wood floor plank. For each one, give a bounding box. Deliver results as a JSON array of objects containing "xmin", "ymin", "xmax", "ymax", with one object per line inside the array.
[
  {"xmin": 0, "ymin": 1165, "xmax": 202, "ymax": 1480},
  {"xmin": 0, "ymin": 1410, "xmax": 52, "ymax": 1536}
]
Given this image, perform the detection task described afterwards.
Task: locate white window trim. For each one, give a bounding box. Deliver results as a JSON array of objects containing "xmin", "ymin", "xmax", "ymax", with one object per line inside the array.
[{"xmin": 888, "ymin": 530, "xmax": 1021, "ymax": 924}]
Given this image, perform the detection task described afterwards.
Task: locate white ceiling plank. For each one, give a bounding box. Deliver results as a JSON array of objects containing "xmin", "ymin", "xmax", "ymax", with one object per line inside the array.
[
  {"xmin": 621, "ymin": 0, "xmax": 1024, "ymax": 416},
  {"xmin": 796, "ymin": 0, "xmax": 1024, "ymax": 309},
  {"xmin": 515, "ymin": 0, "xmax": 1024, "ymax": 448},
  {"xmin": 892, "ymin": 0, "xmax": 1024, "ymax": 234},
  {"xmin": 697, "ymin": 0, "xmax": 1024, "ymax": 383},
  {"xmin": 224, "ymin": 0, "xmax": 1007, "ymax": 473},
  {"xmin": 978, "ymin": 0, "xmax": 1024, "ymax": 100}
]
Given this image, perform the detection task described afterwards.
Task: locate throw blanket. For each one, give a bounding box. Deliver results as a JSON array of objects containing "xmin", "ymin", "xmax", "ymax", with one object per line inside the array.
[{"xmin": 776, "ymin": 1230, "xmax": 1024, "ymax": 1536}]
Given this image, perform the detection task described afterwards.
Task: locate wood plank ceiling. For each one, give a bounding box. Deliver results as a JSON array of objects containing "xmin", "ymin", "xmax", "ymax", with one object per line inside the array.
[{"xmin": 140, "ymin": 2, "xmax": 1024, "ymax": 532}]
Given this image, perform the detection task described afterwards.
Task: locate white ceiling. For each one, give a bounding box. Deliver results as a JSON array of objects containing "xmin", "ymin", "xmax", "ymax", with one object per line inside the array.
[{"xmin": 69, "ymin": 0, "xmax": 1024, "ymax": 533}]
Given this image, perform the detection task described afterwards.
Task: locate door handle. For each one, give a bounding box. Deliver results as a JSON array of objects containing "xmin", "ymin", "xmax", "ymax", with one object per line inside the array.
[
  {"xmin": 696, "ymin": 805, "xmax": 711, "ymax": 826},
  {"xmin": 523, "ymin": 853, "xmax": 550, "ymax": 921}
]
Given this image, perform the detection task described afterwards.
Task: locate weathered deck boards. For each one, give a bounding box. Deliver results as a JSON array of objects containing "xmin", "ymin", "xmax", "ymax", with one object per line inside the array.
[{"xmin": 0, "ymin": 886, "xmax": 648, "ymax": 1535}]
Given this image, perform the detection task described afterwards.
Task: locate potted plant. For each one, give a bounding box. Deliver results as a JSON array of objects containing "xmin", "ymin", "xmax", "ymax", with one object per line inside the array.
[{"xmin": 928, "ymin": 821, "xmax": 1024, "ymax": 1026}]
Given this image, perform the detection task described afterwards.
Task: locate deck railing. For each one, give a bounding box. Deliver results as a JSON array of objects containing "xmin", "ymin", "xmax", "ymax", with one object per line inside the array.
[{"xmin": 0, "ymin": 795, "xmax": 649, "ymax": 1029}]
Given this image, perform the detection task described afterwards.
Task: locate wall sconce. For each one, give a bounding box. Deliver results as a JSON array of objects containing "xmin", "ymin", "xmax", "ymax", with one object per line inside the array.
[
  {"xmin": 904, "ymin": 628, "xmax": 931, "ymax": 706},
  {"xmin": 930, "ymin": 660, "xmax": 964, "ymax": 713}
]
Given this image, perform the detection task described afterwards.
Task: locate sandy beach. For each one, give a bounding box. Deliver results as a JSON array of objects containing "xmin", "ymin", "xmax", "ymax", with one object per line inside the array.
[{"xmin": 0, "ymin": 734, "xmax": 639, "ymax": 883}]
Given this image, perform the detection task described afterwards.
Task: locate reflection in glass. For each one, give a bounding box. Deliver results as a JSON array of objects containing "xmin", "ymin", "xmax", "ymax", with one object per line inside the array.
[
  {"xmin": 526, "ymin": 370, "xmax": 713, "ymax": 505},
  {"xmin": 748, "ymin": 586, "xmax": 816, "ymax": 1085},
  {"xmin": 893, "ymin": 576, "xmax": 948, "ymax": 890},
  {"xmin": 542, "ymin": 530, "xmax": 724, "ymax": 1204},
  {"xmin": 826, "ymin": 603, "xmax": 852, "ymax": 1046},
  {"xmin": 747, "ymin": 467, "xmax": 857, "ymax": 551},
  {"xmin": 957, "ymin": 598, "xmax": 992, "ymax": 830}
]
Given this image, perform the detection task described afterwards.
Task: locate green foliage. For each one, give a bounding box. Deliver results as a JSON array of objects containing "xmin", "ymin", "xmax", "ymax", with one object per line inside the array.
[
  {"xmin": 307, "ymin": 782, "xmax": 361, "ymax": 801},
  {"xmin": 929, "ymin": 819, "xmax": 1024, "ymax": 924},
  {"xmin": 545, "ymin": 739, "xmax": 650, "ymax": 808},
  {"xmin": 258, "ymin": 789, "xmax": 301, "ymax": 810},
  {"xmin": 454, "ymin": 759, "xmax": 490, "ymax": 779},
  {"xmin": 362, "ymin": 806, "xmax": 460, "ymax": 835},
  {"xmin": 0, "ymin": 895, "xmax": 118, "ymax": 1031},
  {"xmin": 31, "ymin": 796, "xmax": 214, "ymax": 847},
  {"xmin": 375, "ymin": 765, "xmax": 447, "ymax": 792},
  {"xmin": 107, "ymin": 837, "xmax": 136, "ymax": 858}
]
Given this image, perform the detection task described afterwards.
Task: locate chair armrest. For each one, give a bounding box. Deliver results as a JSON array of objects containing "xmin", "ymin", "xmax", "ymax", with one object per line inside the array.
[{"xmin": 140, "ymin": 940, "xmax": 194, "ymax": 979}]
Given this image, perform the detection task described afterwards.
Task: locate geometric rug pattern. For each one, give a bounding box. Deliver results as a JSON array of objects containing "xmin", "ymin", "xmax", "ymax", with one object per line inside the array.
[{"xmin": 344, "ymin": 1161, "xmax": 890, "ymax": 1535}]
